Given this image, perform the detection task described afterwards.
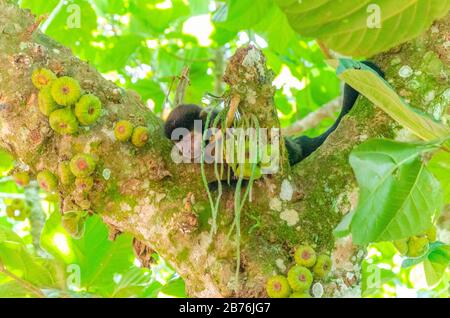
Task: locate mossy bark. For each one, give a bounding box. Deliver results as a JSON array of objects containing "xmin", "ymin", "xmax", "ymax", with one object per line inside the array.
[{"xmin": 0, "ymin": 2, "xmax": 448, "ymax": 297}]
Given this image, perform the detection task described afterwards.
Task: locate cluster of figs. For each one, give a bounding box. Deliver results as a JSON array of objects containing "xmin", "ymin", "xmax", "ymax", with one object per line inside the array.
[
  {"xmin": 28, "ymin": 67, "xmax": 152, "ymax": 195},
  {"xmin": 266, "ymin": 245, "xmax": 332, "ymax": 298},
  {"xmin": 32, "ymin": 67, "xmax": 150, "ymax": 146}
]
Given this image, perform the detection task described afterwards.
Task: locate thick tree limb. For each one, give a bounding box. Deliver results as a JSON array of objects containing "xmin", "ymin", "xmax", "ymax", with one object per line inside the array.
[{"xmin": 282, "ymin": 97, "xmax": 342, "ymax": 136}]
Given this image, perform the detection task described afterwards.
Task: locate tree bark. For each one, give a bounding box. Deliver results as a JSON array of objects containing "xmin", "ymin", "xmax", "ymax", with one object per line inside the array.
[{"xmin": 0, "ymin": 2, "xmax": 448, "ymax": 297}]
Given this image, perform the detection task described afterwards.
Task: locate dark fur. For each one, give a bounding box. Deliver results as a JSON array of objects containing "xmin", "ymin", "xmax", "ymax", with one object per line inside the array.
[{"xmin": 164, "ymin": 61, "xmax": 384, "ymax": 165}]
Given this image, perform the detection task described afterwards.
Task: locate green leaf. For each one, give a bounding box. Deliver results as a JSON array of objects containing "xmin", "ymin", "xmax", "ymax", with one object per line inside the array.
[
  {"xmin": 0, "ymin": 225, "xmax": 60, "ymax": 289},
  {"xmin": 252, "ymin": 6, "xmax": 297, "ymax": 53},
  {"xmin": 41, "ymin": 212, "xmax": 151, "ymax": 297},
  {"xmin": 213, "ymin": 0, "xmax": 296, "ymax": 52},
  {"xmin": 20, "ymin": 0, "xmax": 59, "ymax": 15},
  {"xmin": 128, "ymin": 79, "xmax": 165, "ymax": 114},
  {"xmin": 275, "ymin": 91, "xmax": 292, "ymax": 115},
  {"xmin": 403, "ymin": 242, "xmax": 450, "ymax": 286},
  {"xmin": 328, "ymin": 59, "xmax": 450, "ymax": 147},
  {"xmin": 0, "ymin": 278, "xmax": 35, "ymax": 297},
  {"xmin": 213, "ymin": 0, "xmax": 274, "ymax": 31},
  {"xmin": 333, "ymin": 210, "xmax": 355, "ymax": 239},
  {"xmin": 0, "ymin": 178, "xmax": 20, "ymax": 193},
  {"xmin": 350, "ymin": 139, "xmax": 443, "ymax": 245},
  {"xmin": 108, "ymin": 267, "xmax": 153, "ymax": 298},
  {"xmin": 276, "ymin": 0, "xmax": 450, "ymax": 57},
  {"xmin": 428, "ymin": 151, "xmax": 450, "ymax": 203},
  {"xmin": 141, "ymin": 280, "xmax": 164, "ymax": 298},
  {"xmin": 160, "ymin": 277, "xmax": 186, "ymax": 297},
  {"xmin": 424, "ymin": 258, "xmax": 449, "ymax": 287},
  {"xmin": 129, "ymin": 0, "xmax": 190, "ymax": 34},
  {"xmin": 189, "ymin": 0, "xmax": 210, "ymax": 15},
  {"xmin": 45, "ymin": 0, "xmax": 97, "ymax": 50},
  {"xmin": 100, "ymin": 35, "xmax": 145, "ymax": 72},
  {"xmin": 91, "ymin": 0, "xmax": 129, "ymax": 15},
  {"xmin": 402, "ymin": 241, "xmax": 445, "ymax": 268},
  {"xmin": 0, "ymin": 149, "xmax": 14, "ymax": 175}
]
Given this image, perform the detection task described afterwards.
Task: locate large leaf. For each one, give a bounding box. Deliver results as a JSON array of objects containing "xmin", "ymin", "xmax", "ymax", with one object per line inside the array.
[
  {"xmin": 0, "ymin": 225, "xmax": 62, "ymax": 290},
  {"xmin": 213, "ymin": 0, "xmax": 297, "ymax": 52},
  {"xmin": 333, "ymin": 210, "xmax": 355, "ymax": 239},
  {"xmin": 349, "ymin": 139, "xmax": 443, "ymax": 245},
  {"xmin": 20, "ymin": 0, "xmax": 59, "ymax": 15},
  {"xmin": 41, "ymin": 212, "xmax": 151, "ymax": 297},
  {"xmin": 108, "ymin": 267, "xmax": 154, "ymax": 298},
  {"xmin": 160, "ymin": 277, "xmax": 186, "ymax": 298},
  {"xmin": 329, "ymin": 59, "xmax": 450, "ymax": 148},
  {"xmin": 0, "ymin": 278, "xmax": 35, "ymax": 297},
  {"xmin": 213, "ymin": 0, "xmax": 275, "ymax": 31},
  {"xmin": 424, "ymin": 245, "xmax": 450, "ymax": 286},
  {"xmin": 276, "ymin": 0, "xmax": 450, "ymax": 57}
]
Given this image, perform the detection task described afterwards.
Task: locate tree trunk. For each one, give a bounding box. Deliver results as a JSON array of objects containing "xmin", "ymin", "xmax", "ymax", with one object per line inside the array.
[{"xmin": 0, "ymin": 2, "xmax": 448, "ymax": 297}]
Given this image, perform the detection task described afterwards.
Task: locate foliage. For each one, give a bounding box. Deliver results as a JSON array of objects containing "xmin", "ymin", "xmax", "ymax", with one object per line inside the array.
[
  {"xmin": 402, "ymin": 242, "xmax": 450, "ymax": 287},
  {"xmin": 0, "ymin": 0, "xmax": 448, "ymax": 298},
  {"xmin": 329, "ymin": 59, "xmax": 450, "ymax": 146},
  {"xmin": 428, "ymin": 151, "xmax": 450, "ymax": 202},
  {"xmin": 0, "ymin": 197, "xmax": 185, "ymax": 297},
  {"xmin": 328, "ymin": 57, "xmax": 449, "ymax": 292},
  {"xmin": 276, "ymin": 0, "xmax": 450, "ymax": 57},
  {"xmin": 361, "ymin": 242, "xmax": 450, "ymax": 298},
  {"xmin": 0, "ymin": 152, "xmax": 184, "ymax": 297},
  {"xmin": 20, "ymin": 0, "xmax": 341, "ymax": 136},
  {"xmin": 335, "ymin": 138, "xmax": 449, "ymax": 290}
]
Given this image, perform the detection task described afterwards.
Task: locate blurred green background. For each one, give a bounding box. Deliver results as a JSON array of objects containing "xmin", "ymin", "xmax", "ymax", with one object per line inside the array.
[{"xmin": 0, "ymin": 0, "xmax": 448, "ymax": 298}]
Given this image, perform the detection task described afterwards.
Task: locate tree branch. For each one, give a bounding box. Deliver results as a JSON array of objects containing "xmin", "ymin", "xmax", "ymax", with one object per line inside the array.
[{"xmin": 282, "ymin": 97, "xmax": 342, "ymax": 136}]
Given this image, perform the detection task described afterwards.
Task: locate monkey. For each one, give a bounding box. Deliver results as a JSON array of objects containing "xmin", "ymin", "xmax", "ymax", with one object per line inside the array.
[{"xmin": 164, "ymin": 61, "xmax": 384, "ymax": 167}]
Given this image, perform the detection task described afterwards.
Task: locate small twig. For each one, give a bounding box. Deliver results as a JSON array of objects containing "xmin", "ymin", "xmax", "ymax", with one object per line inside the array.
[
  {"xmin": 173, "ymin": 66, "xmax": 190, "ymax": 107},
  {"xmin": 207, "ymin": 95, "xmax": 241, "ymax": 147},
  {"xmin": 282, "ymin": 97, "xmax": 342, "ymax": 136},
  {"xmin": 317, "ymin": 40, "xmax": 333, "ymax": 59},
  {"xmin": 40, "ymin": 0, "xmax": 65, "ymax": 33},
  {"xmin": 161, "ymin": 76, "xmax": 176, "ymax": 116},
  {"xmin": 0, "ymin": 262, "xmax": 45, "ymax": 298}
]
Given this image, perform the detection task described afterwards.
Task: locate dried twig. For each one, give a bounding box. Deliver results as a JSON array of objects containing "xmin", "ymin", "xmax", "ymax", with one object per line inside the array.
[
  {"xmin": 173, "ymin": 66, "xmax": 190, "ymax": 107},
  {"xmin": 317, "ymin": 40, "xmax": 333, "ymax": 59}
]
